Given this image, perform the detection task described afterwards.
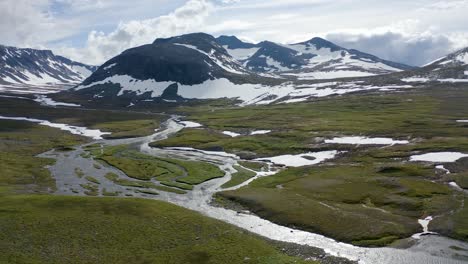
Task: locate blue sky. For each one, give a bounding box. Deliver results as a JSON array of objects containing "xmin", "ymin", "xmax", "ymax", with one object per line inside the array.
[{"xmin": 1, "ymin": 0, "xmax": 467, "ymax": 66}]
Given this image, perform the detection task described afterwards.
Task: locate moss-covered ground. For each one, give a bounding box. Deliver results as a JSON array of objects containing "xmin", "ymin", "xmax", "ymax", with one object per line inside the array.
[
  {"xmin": 90, "ymin": 145, "xmax": 225, "ymax": 190},
  {"xmin": 0, "ymin": 195, "xmax": 316, "ymax": 264}
]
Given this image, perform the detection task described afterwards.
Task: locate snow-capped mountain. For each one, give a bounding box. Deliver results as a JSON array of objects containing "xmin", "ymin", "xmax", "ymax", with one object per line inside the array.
[
  {"xmin": 0, "ymin": 45, "xmax": 97, "ymax": 86},
  {"xmin": 400, "ymin": 47, "xmax": 468, "ymax": 83},
  {"xmin": 65, "ymin": 32, "xmax": 418, "ymax": 107},
  {"xmin": 425, "ymin": 47, "xmax": 468, "ymax": 68},
  {"xmin": 72, "ymin": 33, "xmax": 276, "ymax": 104},
  {"xmin": 217, "ymin": 36, "xmax": 415, "ymax": 79}
]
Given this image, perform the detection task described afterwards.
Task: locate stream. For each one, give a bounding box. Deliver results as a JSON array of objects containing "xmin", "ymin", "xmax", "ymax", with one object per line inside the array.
[{"xmin": 40, "ymin": 117, "xmax": 468, "ymax": 264}]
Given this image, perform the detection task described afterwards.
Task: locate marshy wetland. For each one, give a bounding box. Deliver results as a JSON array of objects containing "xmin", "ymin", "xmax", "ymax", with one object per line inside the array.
[{"xmin": 1, "ymin": 85, "xmax": 468, "ymax": 263}]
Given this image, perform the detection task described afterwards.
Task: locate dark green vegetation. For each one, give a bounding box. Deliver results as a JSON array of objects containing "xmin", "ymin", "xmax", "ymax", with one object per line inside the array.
[
  {"xmin": 104, "ymin": 172, "xmax": 186, "ymax": 194},
  {"xmin": 91, "ymin": 145, "xmax": 225, "ymax": 191},
  {"xmin": 0, "ymin": 195, "xmax": 315, "ymax": 264},
  {"xmin": 154, "ymin": 87, "xmax": 468, "ymax": 246},
  {"xmin": 0, "ymin": 97, "xmax": 163, "ymax": 139},
  {"xmin": 221, "ymin": 165, "xmax": 257, "ymax": 188}
]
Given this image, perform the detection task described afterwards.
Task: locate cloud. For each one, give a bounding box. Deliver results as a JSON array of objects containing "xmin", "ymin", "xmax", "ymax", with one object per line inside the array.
[
  {"xmin": 0, "ymin": 0, "xmax": 77, "ymax": 47},
  {"xmin": 323, "ymin": 19, "xmax": 468, "ymax": 66},
  {"xmin": 56, "ymin": 0, "xmax": 213, "ymax": 65},
  {"xmin": 3, "ymin": 0, "xmax": 468, "ymax": 67},
  {"xmin": 327, "ymin": 32, "xmax": 455, "ymax": 66},
  {"xmin": 422, "ymin": 0, "xmax": 468, "ymax": 11}
]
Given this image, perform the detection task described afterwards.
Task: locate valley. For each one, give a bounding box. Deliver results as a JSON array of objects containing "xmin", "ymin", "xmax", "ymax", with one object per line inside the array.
[
  {"xmin": 1, "ymin": 28, "xmax": 468, "ymax": 264},
  {"xmin": 1, "ymin": 82, "xmax": 468, "ymax": 263}
]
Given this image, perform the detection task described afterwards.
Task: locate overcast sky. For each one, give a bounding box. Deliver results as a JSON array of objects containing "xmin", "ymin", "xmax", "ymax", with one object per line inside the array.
[{"xmin": 1, "ymin": 0, "xmax": 467, "ymax": 66}]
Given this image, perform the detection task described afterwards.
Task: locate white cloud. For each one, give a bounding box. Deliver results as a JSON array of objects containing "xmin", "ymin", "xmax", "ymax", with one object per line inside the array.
[
  {"xmin": 0, "ymin": 0, "xmax": 77, "ymax": 47},
  {"xmin": 2, "ymin": 0, "xmax": 468, "ymax": 67},
  {"xmin": 422, "ymin": 0, "xmax": 468, "ymax": 11},
  {"xmin": 56, "ymin": 0, "xmax": 213, "ymax": 65}
]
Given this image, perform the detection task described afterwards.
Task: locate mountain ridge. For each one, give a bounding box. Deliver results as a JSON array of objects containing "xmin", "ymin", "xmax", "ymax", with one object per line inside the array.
[
  {"xmin": 217, "ymin": 35, "xmax": 415, "ymax": 79},
  {"xmin": 0, "ymin": 45, "xmax": 97, "ymax": 86}
]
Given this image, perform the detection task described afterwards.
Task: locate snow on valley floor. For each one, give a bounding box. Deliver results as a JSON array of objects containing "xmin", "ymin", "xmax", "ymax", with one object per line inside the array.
[
  {"xmin": 34, "ymin": 95, "xmax": 81, "ymax": 107},
  {"xmin": 178, "ymin": 121, "xmax": 203, "ymax": 128},
  {"xmin": 222, "ymin": 130, "xmax": 271, "ymax": 137},
  {"xmin": 222, "ymin": 131, "xmax": 241, "ymax": 137},
  {"xmin": 256, "ymin": 150, "xmax": 340, "ymax": 167},
  {"xmin": 250, "ymin": 130, "xmax": 271, "ymax": 135},
  {"xmin": 457, "ymin": 120, "xmax": 468, "ymax": 123},
  {"xmin": 0, "ymin": 116, "xmax": 110, "ymax": 139},
  {"xmin": 402, "ymin": 77, "xmax": 468, "ymax": 83},
  {"xmin": 410, "ymin": 152, "xmax": 468, "ymax": 163},
  {"xmin": 325, "ymin": 136, "xmax": 409, "ymax": 145},
  {"xmin": 412, "ymin": 216, "xmax": 437, "ymax": 239},
  {"xmin": 436, "ymin": 165, "xmax": 451, "ymax": 174}
]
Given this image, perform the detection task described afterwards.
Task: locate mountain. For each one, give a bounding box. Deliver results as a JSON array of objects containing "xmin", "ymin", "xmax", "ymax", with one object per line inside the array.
[
  {"xmin": 0, "ymin": 45, "xmax": 97, "ymax": 87},
  {"xmin": 400, "ymin": 47, "xmax": 468, "ymax": 83},
  {"xmin": 217, "ymin": 36, "xmax": 415, "ymax": 79},
  {"xmin": 425, "ymin": 47, "xmax": 468, "ymax": 68},
  {"xmin": 69, "ymin": 33, "xmax": 279, "ymax": 106},
  {"xmin": 64, "ymin": 32, "xmax": 419, "ymax": 107}
]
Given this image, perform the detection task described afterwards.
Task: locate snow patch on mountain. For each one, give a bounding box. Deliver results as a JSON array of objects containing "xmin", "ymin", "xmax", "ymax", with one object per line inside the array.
[
  {"xmin": 0, "ymin": 45, "xmax": 96, "ymax": 87},
  {"xmin": 175, "ymin": 43, "xmax": 246, "ymax": 75},
  {"xmin": 78, "ymin": 74, "xmax": 416, "ymax": 106},
  {"xmin": 283, "ymin": 71, "xmax": 376, "ymax": 80},
  {"xmin": 223, "ymin": 46, "xmax": 260, "ymax": 61}
]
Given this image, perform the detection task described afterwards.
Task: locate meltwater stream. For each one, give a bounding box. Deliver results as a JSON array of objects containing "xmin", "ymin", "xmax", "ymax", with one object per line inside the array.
[{"xmin": 41, "ymin": 117, "xmax": 468, "ymax": 264}]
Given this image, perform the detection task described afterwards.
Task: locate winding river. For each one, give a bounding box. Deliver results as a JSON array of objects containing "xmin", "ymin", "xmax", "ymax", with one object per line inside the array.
[{"xmin": 40, "ymin": 117, "xmax": 468, "ymax": 264}]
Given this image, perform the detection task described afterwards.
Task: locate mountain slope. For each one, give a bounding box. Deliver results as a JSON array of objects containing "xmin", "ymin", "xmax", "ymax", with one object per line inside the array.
[
  {"xmin": 400, "ymin": 47, "xmax": 468, "ymax": 82},
  {"xmin": 217, "ymin": 36, "xmax": 415, "ymax": 79},
  {"xmin": 0, "ymin": 45, "xmax": 97, "ymax": 86}
]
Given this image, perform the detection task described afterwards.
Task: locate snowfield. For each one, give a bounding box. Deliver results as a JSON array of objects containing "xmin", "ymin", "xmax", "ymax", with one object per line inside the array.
[
  {"xmin": 410, "ymin": 152, "xmax": 468, "ymax": 163},
  {"xmin": 0, "ymin": 116, "xmax": 110, "ymax": 139},
  {"xmin": 402, "ymin": 77, "xmax": 430, "ymax": 83},
  {"xmin": 250, "ymin": 130, "xmax": 271, "ymax": 135},
  {"xmin": 222, "ymin": 131, "xmax": 241, "ymax": 137},
  {"xmin": 325, "ymin": 136, "xmax": 409, "ymax": 145},
  {"xmin": 256, "ymin": 150, "xmax": 340, "ymax": 167},
  {"xmin": 412, "ymin": 216, "xmax": 437, "ymax": 239},
  {"xmin": 179, "ymin": 121, "xmax": 203, "ymax": 128}
]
